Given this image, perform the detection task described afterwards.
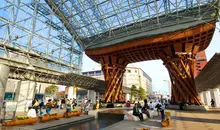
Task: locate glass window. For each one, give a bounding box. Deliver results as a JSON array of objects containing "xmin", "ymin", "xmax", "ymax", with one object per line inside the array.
[
  {"xmin": 89, "ymin": 72, "xmax": 94, "ymax": 76},
  {"xmin": 35, "ymin": 94, "xmax": 44, "ymax": 100},
  {"xmin": 4, "ymin": 92, "xmax": 16, "ymax": 100},
  {"xmin": 95, "ymin": 71, "xmax": 101, "ymax": 76},
  {"xmin": 127, "ymin": 70, "xmax": 131, "ymax": 73}
]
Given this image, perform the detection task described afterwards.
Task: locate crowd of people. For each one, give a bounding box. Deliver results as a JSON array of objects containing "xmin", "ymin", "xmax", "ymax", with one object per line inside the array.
[
  {"xmin": 126, "ymin": 99, "xmax": 166, "ymax": 121},
  {"xmin": 28, "ymin": 98, "xmax": 81, "ymax": 116}
]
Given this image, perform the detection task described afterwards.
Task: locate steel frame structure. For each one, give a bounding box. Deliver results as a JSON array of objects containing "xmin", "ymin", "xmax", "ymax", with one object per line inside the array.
[
  {"xmin": 1, "ymin": 0, "xmax": 219, "ymax": 103},
  {"xmin": 45, "ymin": 0, "xmax": 218, "ymax": 49},
  {"xmin": 0, "ymin": 0, "xmax": 83, "ymax": 74},
  {"xmin": 0, "ymin": 55, "xmax": 106, "ymax": 93},
  {"xmin": 45, "ymin": 0, "xmax": 219, "ymax": 103}
]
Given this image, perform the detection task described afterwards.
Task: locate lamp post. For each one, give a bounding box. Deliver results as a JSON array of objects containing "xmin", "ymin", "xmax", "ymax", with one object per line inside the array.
[{"xmin": 163, "ymin": 80, "xmax": 171, "ymax": 98}]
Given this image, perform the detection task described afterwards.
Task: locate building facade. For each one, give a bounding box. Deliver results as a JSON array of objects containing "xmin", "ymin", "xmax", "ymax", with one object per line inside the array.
[
  {"xmin": 194, "ymin": 51, "xmax": 208, "ymax": 78},
  {"xmin": 82, "ymin": 65, "xmax": 152, "ymax": 101},
  {"xmin": 195, "ymin": 53, "xmax": 220, "ymax": 107}
]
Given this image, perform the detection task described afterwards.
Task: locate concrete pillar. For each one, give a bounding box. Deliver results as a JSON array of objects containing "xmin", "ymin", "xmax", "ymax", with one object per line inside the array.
[
  {"xmin": 87, "ymin": 90, "xmax": 96, "ymax": 104},
  {"xmin": 67, "ymin": 87, "xmax": 77, "ymax": 99},
  {"xmin": 0, "ymin": 64, "xmax": 10, "ymax": 115},
  {"xmin": 15, "ymin": 81, "xmax": 36, "ymax": 112},
  {"xmin": 204, "ymin": 91, "xmax": 211, "ymax": 106},
  {"xmin": 199, "ymin": 92, "xmax": 205, "ymax": 105}
]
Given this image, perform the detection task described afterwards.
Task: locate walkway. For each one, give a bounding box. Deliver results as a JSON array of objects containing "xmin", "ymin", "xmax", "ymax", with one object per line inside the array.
[{"xmin": 103, "ymin": 110, "xmax": 220, "ymax": 130}]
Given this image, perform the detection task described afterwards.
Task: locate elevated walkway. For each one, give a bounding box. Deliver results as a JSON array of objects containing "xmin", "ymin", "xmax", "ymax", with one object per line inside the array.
[{"xmin": 0, "ymin": 53, "xmax": 106, "ymax": 92}]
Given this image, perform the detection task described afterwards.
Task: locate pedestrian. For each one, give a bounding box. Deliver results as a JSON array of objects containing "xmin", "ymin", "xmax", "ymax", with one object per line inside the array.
[
  {"xmin": 39, "ymin": 100, "xmax": 44, "ymax": 116},
  {"xmin": 155, "ymin": 102, "xmax": 162, "ymax": 115},
  {"xmin": 45, "ymin": 99, "xmax": 52, "ymax": 114},
  {"xmin": 141, "ymin": 99, "xmax": 150, "ymax": 119},
  {"xmin": 160, "ymin": 103, "xmax": 166, "ymax": 121},
  {"xmin": 32, "ymin": 99, "xmax": 39, "ymax": 115},
  {"xmin": 211, "ymin": 99, "xmax": 215, "ymax": 108}
]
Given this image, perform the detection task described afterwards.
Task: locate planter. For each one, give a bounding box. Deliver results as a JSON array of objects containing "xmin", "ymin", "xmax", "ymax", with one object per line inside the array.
[
  {"xmin": 55, "ymin": 113, "xmax": 64, "ymax": 120},
  {"xmin": 40, "ymin": 113, "xmax": 58, "ymax": 122},
  {"xmin": 161, "ymin": 119, "xmax": 170, "ymax": 127},
  {"xmin": 64, "ymin": 111, "xmax": 81, "ymax": 118},
  {"xmin": 3, "ymin": 117, "xmax": 38, "ymax": 126}
]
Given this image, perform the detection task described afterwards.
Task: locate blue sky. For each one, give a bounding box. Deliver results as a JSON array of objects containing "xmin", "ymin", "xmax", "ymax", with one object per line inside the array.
[{"xmin": 82, "ymin": 22, "xmax": 220, "ymax": 93}]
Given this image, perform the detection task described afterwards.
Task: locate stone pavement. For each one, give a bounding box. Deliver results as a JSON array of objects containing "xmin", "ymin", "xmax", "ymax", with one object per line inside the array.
[{"xmin": 103, "ymin": 110, "xmax": 220, "ymax": 130}]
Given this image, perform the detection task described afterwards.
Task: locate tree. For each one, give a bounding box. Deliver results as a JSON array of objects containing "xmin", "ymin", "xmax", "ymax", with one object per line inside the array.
[
  {"xmin": 45, "ymin": 85, "xmax": 59, "ymax": 95},
  {"xmin": 130, "ymin": 85, "xmax": 138, "ymax": 100},
  {"xmin": 138, "ymin": 87, "xmax": 147, "ymax": 100}
]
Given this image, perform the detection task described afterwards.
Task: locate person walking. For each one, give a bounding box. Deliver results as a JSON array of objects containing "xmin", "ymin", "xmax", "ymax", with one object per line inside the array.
[
  {"xmin": 45, "ymin": 99, "xmax": 52, "ymax": 114},
  {"xmin": 84, "ymin": 100, "xmax": 91, "ymax": 115},
  {"xmin": 141, "ymin": 99, "xmax": 150, "ymax": 119},
  {"xmin": 160, "ymin": 103, "xmax": 166, "ymax": 121},
  {"xmin": 39, "ymin": 100, "xmax": 44, "ymax": 116},
  {"xmin": 155, "ymin": 102, "xmax": 162, "ymax": 115},
  {"xmin": 211, "ymin": 99, "xmax": 215, "ymax": 108}
]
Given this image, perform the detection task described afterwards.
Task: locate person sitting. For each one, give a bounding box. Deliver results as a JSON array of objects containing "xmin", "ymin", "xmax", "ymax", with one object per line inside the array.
[
  {"xmin": 133, "ymin": 103, "xmax": 144, "ymax": 121},
  {"xmin": 137, "ymin": 101, "xmax": 142, "ymax": 108},
  {"xmin": 125, "ymin": 101, "xmax": 131, "ymax": 107}
]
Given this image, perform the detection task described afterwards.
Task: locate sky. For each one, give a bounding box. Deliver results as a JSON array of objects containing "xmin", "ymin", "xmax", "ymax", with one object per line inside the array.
[{"xmin": 81, "ymin": 22, "xmax": 220, "ymax": 94}]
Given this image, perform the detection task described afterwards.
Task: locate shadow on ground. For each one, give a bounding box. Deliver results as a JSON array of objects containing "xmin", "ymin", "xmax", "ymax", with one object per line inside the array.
[{"xmin": 139, "ymin": 116, "xmax": 163, "ymax": 128}]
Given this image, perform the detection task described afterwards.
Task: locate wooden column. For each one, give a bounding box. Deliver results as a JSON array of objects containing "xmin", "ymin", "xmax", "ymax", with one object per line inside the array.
[
  {"xmin": 100, "ymin": 56, "xmax": 128, "ymax": 103},
  {"xmin": 159, "ymin": 48, "xmax": 202, "ymax": 105}
]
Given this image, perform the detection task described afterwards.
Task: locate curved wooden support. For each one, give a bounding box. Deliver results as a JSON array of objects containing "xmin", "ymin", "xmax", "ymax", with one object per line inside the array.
[
  {"xmin": 160, "ymin": 47, "xmax": 202, "ymax": 105},
  {"xmin": 100, "ymin": 56, "xmax": 128, "ymax": 102}
]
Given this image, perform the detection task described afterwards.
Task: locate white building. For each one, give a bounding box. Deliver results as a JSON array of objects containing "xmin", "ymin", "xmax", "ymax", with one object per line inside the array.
[{"xmin": 82, "ymin": 64, "xmax": 152, "ymax": 101}]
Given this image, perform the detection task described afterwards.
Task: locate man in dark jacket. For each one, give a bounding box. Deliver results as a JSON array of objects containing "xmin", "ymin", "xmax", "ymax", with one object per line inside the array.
[{"xmin": 133, "ymin": 103, "xmax": 143, "ymax": 121}]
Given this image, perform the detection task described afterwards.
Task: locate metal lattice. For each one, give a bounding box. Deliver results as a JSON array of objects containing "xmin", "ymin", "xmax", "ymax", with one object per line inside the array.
[
  {"xmin": 45, "ymin": 0, "xmax": 218, "ymax": 48},
  {"xmin": 0, "ymin": 0, "xmax": 83, "ymax": 73}
]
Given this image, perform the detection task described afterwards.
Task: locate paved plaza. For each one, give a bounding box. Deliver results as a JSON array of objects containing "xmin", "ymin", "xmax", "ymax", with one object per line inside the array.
[
  {"xmin": 103, "ymin": 110, "xmax": 220, "ymax": 130},
  {"xmin": 1, "ymin": 109, "xmax": 220, "ymax": 130}
]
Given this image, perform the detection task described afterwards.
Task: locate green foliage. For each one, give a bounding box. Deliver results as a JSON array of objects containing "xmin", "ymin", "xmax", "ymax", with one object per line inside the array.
[
  {"xmin": 45, "ymin": 85, "xmax": 59, "ymax": 95},
  {"xmin": 138, "ymin": 87, "xmax": 147, "ymax": 100},
  {"xmin": 49, "ymin": 113, "xmax": 57, "ymax": 116},
  {"xmin": 130, "ymin": 85, "xmax": 138, "ymax": 100},
  {"xmin": 16, "ymin": 116, "xmax": 29, "ymax": 120}
]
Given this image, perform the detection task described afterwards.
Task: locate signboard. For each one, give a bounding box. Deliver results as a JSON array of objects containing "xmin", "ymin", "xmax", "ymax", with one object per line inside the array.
[{"xmin": 5, "ymin": 101, "xmax": 17, "ymax": 112}]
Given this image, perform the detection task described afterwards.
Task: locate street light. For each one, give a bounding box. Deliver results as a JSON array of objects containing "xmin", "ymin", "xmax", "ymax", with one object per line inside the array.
[{"xmin": 163, "ymin": 80, "xmax": 171, "ymax": 98}]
